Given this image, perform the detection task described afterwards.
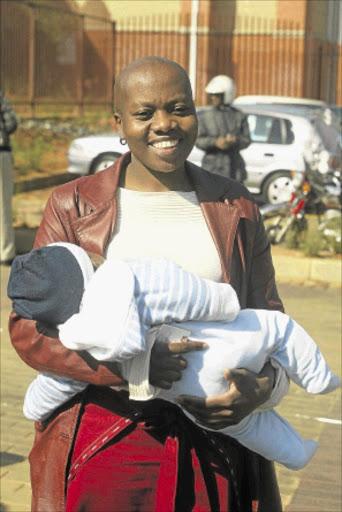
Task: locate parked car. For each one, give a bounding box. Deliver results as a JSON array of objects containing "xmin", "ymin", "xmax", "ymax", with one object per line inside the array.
[{"xmin": 67, "ymin": 106, "xmax": 338, "ymax": 204}]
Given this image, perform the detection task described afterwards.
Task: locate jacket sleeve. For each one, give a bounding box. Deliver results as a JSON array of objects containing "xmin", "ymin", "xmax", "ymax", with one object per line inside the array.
[
  {"xmin": 246, "ymin": 204, "xmax": 284, "ymax": 312},
  {"xmin": 9, "ymin": 190, "xmax": 125, "ymax": 387}
]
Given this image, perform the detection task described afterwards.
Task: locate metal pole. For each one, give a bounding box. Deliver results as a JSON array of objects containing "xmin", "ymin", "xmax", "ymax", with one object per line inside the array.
[
  {"xmin": 189, "ymin": 0, "xmax": 199, "ymax": 100},
  {"xmin": 76, "ymin": 15, "xmax": 84, "ymax": 116},
  {"xmin": 28, "ymin": 5, "xmax": 35, "ymax": 117}
]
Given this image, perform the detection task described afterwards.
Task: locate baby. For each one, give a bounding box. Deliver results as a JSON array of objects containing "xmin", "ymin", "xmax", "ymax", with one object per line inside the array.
[{"xmin": 8, "ymin": 243, "xmax": 340, "ymax": 470}]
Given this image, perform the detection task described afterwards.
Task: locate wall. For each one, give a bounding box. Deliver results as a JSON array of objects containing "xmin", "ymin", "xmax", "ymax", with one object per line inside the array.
[
  {"xmin": 76, "ymin": 0, "xmax": 181, "ymax": 19},
  {"xmin": 236, "ymin": 0, "xmax": 277, "ymax": 20},
  {"xmin": 76, "ymin": 0, "xmax": 279, "ymax": 26}
]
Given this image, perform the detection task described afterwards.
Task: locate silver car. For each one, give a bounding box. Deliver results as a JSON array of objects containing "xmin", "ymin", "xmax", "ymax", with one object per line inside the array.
[{"xmin": 67, "ymin": 107, "xmax": 339, "ymax": 203}]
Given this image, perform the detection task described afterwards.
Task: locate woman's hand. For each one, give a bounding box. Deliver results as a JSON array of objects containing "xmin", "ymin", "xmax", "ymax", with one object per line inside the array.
[
  {"xmin": 149, "ymin": 339, "xmax": 208, "ymax": 390},
  {"xmin": 175, "ymin": 362, "xmax": 276, "ymax": 429}
]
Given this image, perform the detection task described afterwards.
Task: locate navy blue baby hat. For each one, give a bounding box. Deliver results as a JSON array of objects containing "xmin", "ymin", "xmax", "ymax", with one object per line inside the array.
[{"xmin": 7, "ymin": 246, "xmax": 84, "ymax": 325}]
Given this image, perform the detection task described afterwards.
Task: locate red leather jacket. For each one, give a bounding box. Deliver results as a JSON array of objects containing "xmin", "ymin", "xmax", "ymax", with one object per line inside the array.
[{"xmin": 9, "ymin": 153, "xmax": 283, "ymax": 511}]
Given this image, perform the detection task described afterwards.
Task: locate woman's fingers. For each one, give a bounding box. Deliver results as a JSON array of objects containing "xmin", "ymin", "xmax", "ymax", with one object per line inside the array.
[
  {"xmin": 151, "ymin": 353, "xmax": 187, "ymax": 369},
  {"xmin": 149, "ymin": 353, "xmax": 189, "ymax": 388},
  {"xmin": 176, "ymin": 366, "xmax": 274, "ymax": 429},
  {"xmin": 175, "ymin": 395, "xmax": 239, "ymax": 429},
  {"xmin": 176, "ymin": 394, "xmax": 232, "ymax": 414},
  {"xmin": 150, "ymin": 367, "xmax": 185, "ymax": 389},
  {"xmin": 176, "ymin": 396, "xmax": 243, "ymax": 428},
  {"xmin": 150, "ymin": 339, "xmax": 208, "ymax": 389},
  {"xmin": 161, "ymin": 340, "xmax": 209, "ymax": 354},
  {"xmin": 175, "ymin": 368, "xmax": 248, "ymax": 427}
]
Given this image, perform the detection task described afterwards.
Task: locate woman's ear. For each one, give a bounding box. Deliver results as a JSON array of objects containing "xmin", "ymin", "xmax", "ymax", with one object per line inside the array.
[{"xmin": 114, "ymin": 113, "xmax": 124, "ymax": 137}]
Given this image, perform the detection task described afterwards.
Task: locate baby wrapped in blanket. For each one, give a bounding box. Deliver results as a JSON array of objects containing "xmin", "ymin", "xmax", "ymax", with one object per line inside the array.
[{"xmin": 7, "ymin": 243, "xmax": 340, "ymax": 470}]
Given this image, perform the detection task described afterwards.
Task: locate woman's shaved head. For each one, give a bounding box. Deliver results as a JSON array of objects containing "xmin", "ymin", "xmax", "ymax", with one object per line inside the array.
[{"xmin": 114, "ymin": 56, "xmax": 193, "ymax": 114}]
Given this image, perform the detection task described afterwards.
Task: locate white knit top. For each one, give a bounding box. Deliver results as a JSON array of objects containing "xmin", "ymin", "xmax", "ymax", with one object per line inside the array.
[{"xmin": 105, "ymin": 188, "xmax": 223, "ymax": 282}]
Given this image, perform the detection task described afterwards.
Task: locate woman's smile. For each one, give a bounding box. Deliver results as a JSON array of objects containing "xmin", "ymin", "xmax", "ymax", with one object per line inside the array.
[
  {"xmin": 149, "ymin": 137, "xmax": 182, "ymax": 157},
  {"xmin": 150, "ymin": 138, "xmax": 180, "ymax": 150}
]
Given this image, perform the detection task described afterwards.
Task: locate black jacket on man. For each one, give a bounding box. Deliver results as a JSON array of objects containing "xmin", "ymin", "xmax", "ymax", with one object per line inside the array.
[{"xmin": 196, "ymin": 105, "xmax": 251, "ymax": 182}]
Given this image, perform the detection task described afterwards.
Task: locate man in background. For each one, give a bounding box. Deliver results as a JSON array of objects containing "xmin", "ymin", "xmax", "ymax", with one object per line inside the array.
[{"xmin": 196, "ymin": 75, "xmax": 251, "ymax": 182}]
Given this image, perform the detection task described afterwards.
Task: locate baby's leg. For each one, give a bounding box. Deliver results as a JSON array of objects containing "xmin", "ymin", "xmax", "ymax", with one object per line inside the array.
[
  {"xmin": 272, "ymin": 314, "xmax": 340, "ymax": 394},
  {"xmin": 222, "ymin": 409, "xmax": 317, "ymax": 470}
]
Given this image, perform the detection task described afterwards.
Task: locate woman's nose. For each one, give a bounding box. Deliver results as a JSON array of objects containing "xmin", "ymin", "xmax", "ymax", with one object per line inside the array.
[{"xmin": 152, "ymin": 111, "xmax": 175, "ymax": 132}]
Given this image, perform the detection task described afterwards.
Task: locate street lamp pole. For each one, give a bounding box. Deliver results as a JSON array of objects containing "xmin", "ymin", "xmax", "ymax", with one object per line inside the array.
[{"xmin": 189, "ymin": 0, "xmax": 199, "ymax": 101}]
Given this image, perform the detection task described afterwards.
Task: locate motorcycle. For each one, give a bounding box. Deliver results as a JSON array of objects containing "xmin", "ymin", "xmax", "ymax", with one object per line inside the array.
[{"xmin": 260, "ymin": 166, "xmax": 341, "ymax": 250}]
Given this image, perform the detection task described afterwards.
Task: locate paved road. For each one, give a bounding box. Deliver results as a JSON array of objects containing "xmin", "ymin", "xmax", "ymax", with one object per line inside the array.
[{"xmin": 1, "ymin": 264, "xmax": 341, "ymax": 511}]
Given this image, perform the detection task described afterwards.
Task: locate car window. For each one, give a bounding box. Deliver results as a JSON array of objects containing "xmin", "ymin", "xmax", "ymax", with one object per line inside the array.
[{"xmin": 247, "ymin": 114, "xmax": 294, "ymax": 145}]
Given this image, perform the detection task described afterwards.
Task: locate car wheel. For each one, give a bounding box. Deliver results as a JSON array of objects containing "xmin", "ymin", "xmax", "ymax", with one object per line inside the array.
[
  {"xmin": 89, "ymin": 152, "xmax": 121, "ymax": 175},
  {"xmin": 262, "ymin": 171, "xmax": 293, "ymax": 204}
]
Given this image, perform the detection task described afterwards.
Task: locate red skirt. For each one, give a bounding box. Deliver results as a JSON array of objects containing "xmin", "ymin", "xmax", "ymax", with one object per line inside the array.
[{"xmin": 65, "ymin": 387, "xmax": 258, "ymax": 512}]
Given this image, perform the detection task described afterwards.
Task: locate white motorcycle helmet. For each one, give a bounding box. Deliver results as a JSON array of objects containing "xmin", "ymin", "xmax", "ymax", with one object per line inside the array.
[{"xmin": 205, "ymin": 75, "xmax": 236, "ymax": 104}]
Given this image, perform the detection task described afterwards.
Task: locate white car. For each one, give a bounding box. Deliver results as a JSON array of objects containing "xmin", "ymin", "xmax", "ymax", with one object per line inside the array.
[{"xmin": 67, "ymin": 107, "xmax": 338, "ymax": 203}]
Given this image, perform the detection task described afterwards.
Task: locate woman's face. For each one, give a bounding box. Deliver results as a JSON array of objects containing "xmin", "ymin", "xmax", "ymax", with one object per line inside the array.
[{"xmin": 115, "ymin": 63, "xmax": 198, "ymax": 176}]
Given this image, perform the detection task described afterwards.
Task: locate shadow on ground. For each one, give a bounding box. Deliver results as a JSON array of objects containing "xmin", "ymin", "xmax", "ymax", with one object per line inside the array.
[{"xmin": 0, "ymin": 451, "xmax": 25, "ymax": 467}]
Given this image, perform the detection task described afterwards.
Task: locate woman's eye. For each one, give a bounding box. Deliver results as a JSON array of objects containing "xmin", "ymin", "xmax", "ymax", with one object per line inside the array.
[
  {"xmin": 173, "ymin": 106, "xmax": 188, "ymax": 115},
  {"xmin": 135, "ymin": 111, "xmax": 153, "ymax": 120}
]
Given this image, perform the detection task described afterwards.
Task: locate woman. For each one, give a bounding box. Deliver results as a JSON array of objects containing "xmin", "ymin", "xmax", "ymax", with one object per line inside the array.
[{"xmin": 9, "ymin": 57, "xmax": 285, "ymax": 512}]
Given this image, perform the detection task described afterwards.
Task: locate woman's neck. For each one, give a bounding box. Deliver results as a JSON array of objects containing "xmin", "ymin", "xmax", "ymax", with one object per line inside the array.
[{"xmin": 120, "ymin": 162, "xmax": 194, "ymax": 192}]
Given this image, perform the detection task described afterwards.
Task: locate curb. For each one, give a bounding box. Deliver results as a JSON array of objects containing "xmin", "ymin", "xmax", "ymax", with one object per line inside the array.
[{"xmin": 272, "ymin": 252, "xmax": 341, "ymax": 287}]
